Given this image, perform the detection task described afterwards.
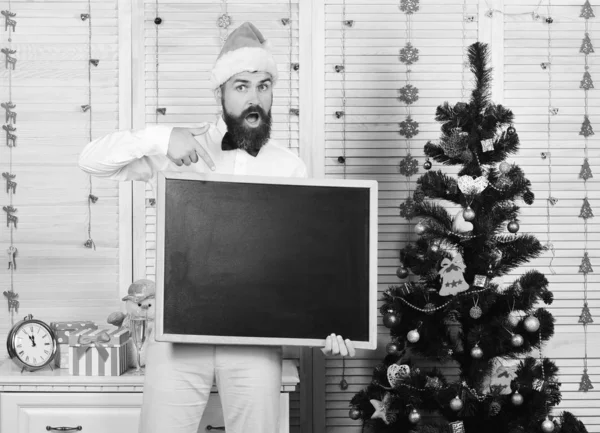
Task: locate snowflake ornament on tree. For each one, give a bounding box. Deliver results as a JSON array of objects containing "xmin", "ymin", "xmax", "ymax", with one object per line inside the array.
[
  {"xmin": 581, "ymin": 70, "xmax": 594, "ymax": 90},
  {"xmin": 399, "ymin": 0, "xmax": 420, "ymax": 14},
  {"xmin": 580, "ymin": 115, "xmax": 594, "ymax": 137},
  {"xmin": 399, "ymin": 116, "xmax": 419, "ymax": 138},
  {"xmin": 399, "ymin": 153, "xmax": 419, "ymax": 177},
  {"xmin": 580, "ymin": 158, "xmax": 593, "ymax": 181},
  {"xmin": 580, "ymin": 33, "xmax": 594, "ymax": 54},
  {"xmin": 399, "ymin": 42, "xmax": 420, "ymax": 65},
  {"xmin": 579, "ymin": 197, "xmax": 594, "ymax": 219},
  {"xmin": 398, "ymin": 84, "xmax": 419, "ymax": 105}
]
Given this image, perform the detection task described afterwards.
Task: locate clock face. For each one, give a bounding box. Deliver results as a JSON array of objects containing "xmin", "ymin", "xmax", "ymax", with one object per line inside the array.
[{"xmin": 14, "ymin": 322, "xmax": 54, "ymax": 367}]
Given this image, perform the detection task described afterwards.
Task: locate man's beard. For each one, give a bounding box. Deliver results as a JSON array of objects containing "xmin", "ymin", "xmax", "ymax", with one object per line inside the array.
[{"xmin": 222, "ymin": 104, "xmax": 272, "ymax": 154}]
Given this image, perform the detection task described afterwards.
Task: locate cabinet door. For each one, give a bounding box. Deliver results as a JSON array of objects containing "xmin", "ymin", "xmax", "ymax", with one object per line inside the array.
[{"xmin": 0, "ymin": 393, "xmax": 142, "ymax": 433}]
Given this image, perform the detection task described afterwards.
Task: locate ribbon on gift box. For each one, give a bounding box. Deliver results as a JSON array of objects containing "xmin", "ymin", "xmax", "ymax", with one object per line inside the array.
[{"xmin": 77, "ymin": 330, "xmax": 111, "ymax": 346}]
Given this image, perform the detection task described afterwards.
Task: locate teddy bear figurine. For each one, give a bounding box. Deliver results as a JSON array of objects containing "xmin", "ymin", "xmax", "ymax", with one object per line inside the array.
[{"xmin": 107, "ymin": 278, "xmax": 155, "ymax": 368}]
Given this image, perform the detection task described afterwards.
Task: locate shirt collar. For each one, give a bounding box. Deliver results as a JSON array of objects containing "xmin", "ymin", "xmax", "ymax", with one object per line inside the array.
[{"xmin": 215, "ymin": 115, "xmax": 228, "ymax": 141}]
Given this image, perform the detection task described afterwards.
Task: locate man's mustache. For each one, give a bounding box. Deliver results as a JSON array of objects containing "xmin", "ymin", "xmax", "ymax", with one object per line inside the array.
[{"xmin": 240, "ymin": 105, "xmax": 268, "ymax": 120}]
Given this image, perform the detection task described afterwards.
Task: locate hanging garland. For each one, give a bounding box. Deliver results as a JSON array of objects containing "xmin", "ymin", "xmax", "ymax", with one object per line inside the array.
[
  {"xmin": 286, "ymin": 0, "xmax": 295, "ymax": 149},
  {"xmin": 82, "ymin": 0, "xmax": 97, "ymax": 250},
  {"xmin": 578, "ymin": 0, "xmax": 594, "ymax": 393},
  {"xmin": 1, "ymin": 0, "xmax": 19, "ymax": 325}
]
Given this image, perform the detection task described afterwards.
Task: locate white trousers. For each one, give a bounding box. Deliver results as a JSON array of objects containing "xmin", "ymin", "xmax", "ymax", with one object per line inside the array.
[{"xmin": 139, "ymin": 335, "xmax": 283, "ymax": 433}]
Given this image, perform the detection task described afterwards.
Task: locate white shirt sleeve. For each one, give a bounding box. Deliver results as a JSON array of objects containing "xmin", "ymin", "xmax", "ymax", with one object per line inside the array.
[{"xmin": 78, "ymin": 125, "xmax": 173, "ymax": 182}]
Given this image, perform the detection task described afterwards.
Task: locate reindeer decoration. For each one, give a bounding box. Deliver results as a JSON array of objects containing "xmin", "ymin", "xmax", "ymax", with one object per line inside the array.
[
  {"xmin": 1, "ymin": 47, "xmax": 17, "ymax": 70},
  {"xmin": 1, "ymin": 10, "xmax": 16, "ymax": 32},
  {"xmin": 2, "ymin": 124, "xmax": 16, "ymax": 147},
  {"xmin": 3, "ymin": 205, "xmax": 17, "ymax": 228},
  {"xmin": 1, "ymin": 102, "xmax": 16, "ymax": 124},
  {"xmin": 2, "ymin": 172, "xmax": 16, "ymax": 194}
]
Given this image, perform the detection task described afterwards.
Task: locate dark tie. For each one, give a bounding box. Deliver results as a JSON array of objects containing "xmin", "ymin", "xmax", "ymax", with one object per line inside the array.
[{"xmin": 221, "ymin": 132, "xmax": 259, "ymax": 157}]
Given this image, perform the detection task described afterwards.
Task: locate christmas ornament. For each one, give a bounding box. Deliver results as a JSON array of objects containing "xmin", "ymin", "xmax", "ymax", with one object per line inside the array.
[
  {"xmin": 399, "ymin": 42, "xmax": 420, "ymax": 65},
  {"xmin": 399, "ymin": 153, "xmax": 419, "ymax": 176},
  {"xmin": 400, "ymin": 0, "xmax": 420, "ymax": 14},
  {"xmin": 489, "ymin": 401, "xmax": 501, "ymax": 416},
  {"xmin": 438, "ymin": 253, "xmax": 469, "ymax": 296},
  {"xmin": 413, "ymin": 187, "xmax": 425, "ymax": 203},
  {"xmin": 337, "ymin": 156, "xmax": 345, "ymax": 164},
  {"xmin": 470, "ymin": 305, "xmax": 482, "ymax": 319},
  {"xmin": 462, "ymin": 206, "xmax": 475, "ymax": 221},
  {"xmin": 387, "ymin": 363, "xmax": 410, "ymax": 387},
  {"xmin": 473, "ymin": 275, "xmax": 487, "ymax": 288},
  {"xmin": 499, "ymin": 162, "xmax": 511, "ymax": 174},
  {"xmin": 349, "ymin": 407, "xmax": 361, "ymax": 420},
  {"xmin": 399, "ymin": 116, "xmax": 419, "ymax": 139},
  {"xmin": 415, "ymin": 221, "xmax": 426, "ymax": 235},
  {"xmin": 457, "ymin": 175, "xmax": 489, "ymax": 196},
  {"xmin": 452, "ymin": 209, "xmax": 473, "ymax": 233},
  {"xmin": 399, "ymin": 198, "xmax": 416, "ymax": 220},
  {"xmin": 524, "ymin": 315, "xmax": 540, "ymax": 333},
  {"xmin": 507, "ymin": 126, "xmax": 516, "ymax": 135},
  {"xmin": 507, "ymin": 311, "xmax": 521, "ymax": 327},
  {"xmin": 340, "ymin": 378, "xmax": 348, "ymax": 390},
  {"xmin": 383, "ymin": 311, "xmax": 401, "ymax": 328},
  {"xmin": 407, "ymin": 408, "xmax": 421, "ymax": 424},
  {"xmin": 424, "ymin": 302, "xmax": 436, "ymax": 314},
  {"xmin": 423, "ymin": 159, "xmax": 432, "ymax": 170},
  {"xmin": 370, "ymin": 393, "xmax": 396, "ymax": 425},
  {"xmin": 396, "ymin": 266, "xmax": 409, "ymax": 279},
  {"xmin": 580, "ymin": 33, "xmax": 594, "ymax": 55},
  {"xmin": 454, "ymin": 102, "xmax": 468, "ymax": 112},
  {"xmin": 511, "ymin": 390, "xmax": 524, "ymax": 406},
  {"xmin": 580, "ymin": 115, "xmax": 594, "ymax": 137},
  {"xmin": 511, "ymin": 333, "xmax": 524, "ymax": 347},
  {"xmin": 579, "ymin": 158, "xmax": 593, "ymax": 180},
  {"xmin": 581, "ymin": 0, "xmax": 595, "ymax": 19},
  {"xmin": 579, "ymin": 197, "xmax": 594, "ymax": 219},
  {"xmin": 425, "ymin": 376, "xmax": 442, "ymax": 390},
  {"xmin": 579, "ymin": 252, "xmax": 593, "ymax": 273},
  {"xmin": 386, "ymin": 341, "xmax": 400, "ymax": 355},
  {"xmin": 481, "ymin": 138, "xmax": 494, "ymax": 152},
  {"xmin": 546, "ymin": 17, "xmax": 553, "ymax": 23},
  {"xmin": 449, "ymin": 421, "xmax": 466, "ymax": 433},
  {"xmin": 398, "ymin": 84, "xmax": 419, "ymax": 105},
  {"xmin": 581, "ymin": 71, "xmax": 594, "ymax": 90},
  {"xmin": 579, "ymin": 369, "xmax": 594, "ymax": 392},
  {"xmin": 407, "ymin": 329, "xmax": 420, "ymax": 343},
  {"xmin": 430, "ymin": 244, "xmax": 439, "ymax": 253},
  {"xmin": 441, "ymin": 128, "xmax": 469, "ymax": 158},
  {"xmin": 471, "ymin": 344, "xmax": 483, "ymax": 359},
  {"xmin": 507, "ymin": 220, "xmax": 519, "ymax": 233},
  {"xmin": 450, "ymin": 396, "xmax": 463, "ymax": 411},
  {"xmin": 579, "ymin": 302, "xmax": 593, "ymax": 324},
  {"xmin": 541, "ymin": 417, "xmax": 555, "ymax": 432}
]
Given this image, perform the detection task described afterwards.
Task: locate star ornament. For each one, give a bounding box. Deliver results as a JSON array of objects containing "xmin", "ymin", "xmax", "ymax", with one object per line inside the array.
[
  {"xmin": 399, "ymin": 0, "xmax": 420, "ymax": 14},
  {"xmin": 370, "ymin": 393, "xmax": 397, "ymax": 425},
  {"xmin": 399, "ymin": 42, "xmax": 420, "ymax": 65}
]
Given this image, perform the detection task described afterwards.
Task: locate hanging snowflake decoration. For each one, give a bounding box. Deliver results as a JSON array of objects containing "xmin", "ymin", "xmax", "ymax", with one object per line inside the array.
[
  {"xmin": 581, "ymin": 70, "xmax": 594, "ymax": 90},
  {"xmin": 579, "ymin": 369, "xmax": 594, "ymax": 392},
  {"xmin": 579, "ymin": 302, "xmax": 593, "ymax": 324},
  {"xmin": 399, "ymin": 42, "xmax": 420, "ymax": 65},
  {"xmin": 399, "ymin": 197, "xmax": 416, "ymax": 220},
  {"xmin": 581, "ymin": 0, "xmax": 595, "ymax": 19},
  {"xmin": 580, "ymin": 33, "xmax": 594, "ymax": 55},
  {"xmin": 399, "ymin": 0, "xmax": 420, "ymax": 14},
  {"xmin": 580, "ymin": 158, "xmax": 593, "ymax": 181},
  {"xmin": 399, "ymin": 153, "xmax": 419, "ymax": 177},
  {"xmin": 579, "ymin": 252, "xmax": 593, "ymax": 274},
  {"xmin": 399, "ymin": 116, "xmax": 419, "ymax": 138},
  {"xmin": 579, "ymin": 197, "xmax": 594, "ymax": 219},
  {"xmin": 217, "ymin": 14, "xmax": 232, "ymax": 29},
  {"xmin": 398, "ymin": 84, "xmax": 419, "ymax": 105},
  {"xmin": 580, "ymin": 115, "xmax": 594, "ymax": 137}
]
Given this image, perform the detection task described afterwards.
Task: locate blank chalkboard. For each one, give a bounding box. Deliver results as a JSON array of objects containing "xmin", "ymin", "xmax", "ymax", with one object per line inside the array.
[{"xmin": 154, "ymin": 172, "xmax": 378, "ymax": 349}]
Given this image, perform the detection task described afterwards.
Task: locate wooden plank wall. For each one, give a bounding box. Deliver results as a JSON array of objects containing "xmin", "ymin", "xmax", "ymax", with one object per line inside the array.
[{"xmin": 322, "ymin": 0, "xmax": 599, "ymax": 432}]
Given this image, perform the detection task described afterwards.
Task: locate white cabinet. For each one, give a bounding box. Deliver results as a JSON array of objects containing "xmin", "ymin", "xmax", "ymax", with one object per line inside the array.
[{"xmin": 0, "ymin": 360, "xmax": 298, "ymax": 433}]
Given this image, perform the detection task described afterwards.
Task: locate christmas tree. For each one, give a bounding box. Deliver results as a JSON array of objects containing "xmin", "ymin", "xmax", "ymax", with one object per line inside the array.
[{"xmin": 348, "ymin": 42, "xmax": 589, "ymax": 433}]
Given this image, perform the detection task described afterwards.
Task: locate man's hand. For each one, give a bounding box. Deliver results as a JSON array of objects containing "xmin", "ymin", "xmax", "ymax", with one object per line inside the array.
[
  {"xmin": 167, "ymin": 125, "xmax": 216, "ymax": 170},
  {"xmin": 321, "ymin": 334, "xmax": 356, "ymax": 357}
]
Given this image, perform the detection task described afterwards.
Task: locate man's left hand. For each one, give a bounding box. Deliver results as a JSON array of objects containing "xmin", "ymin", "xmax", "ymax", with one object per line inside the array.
[{"xmin": 321, "ymin": 334, "xmax": 356, "ymax": 357}]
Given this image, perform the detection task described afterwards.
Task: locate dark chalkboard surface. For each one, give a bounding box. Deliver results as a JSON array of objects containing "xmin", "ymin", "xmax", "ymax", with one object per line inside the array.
[{"xmin": 154, "ymin": 172, "xmax": 378, "ymax": 349}]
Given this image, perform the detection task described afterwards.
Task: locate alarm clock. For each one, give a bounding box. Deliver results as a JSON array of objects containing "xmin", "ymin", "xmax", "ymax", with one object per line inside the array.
[{"xmin": 7, "ymin": 314, "xmax": 57, "ymax": 372}]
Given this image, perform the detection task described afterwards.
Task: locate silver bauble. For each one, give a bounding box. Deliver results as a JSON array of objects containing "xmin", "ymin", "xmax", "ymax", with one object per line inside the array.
[
  {"xmin": 407, "ymin": 329, "xmax": 420, "ymax": 343},
  {"xmin": 415, "ymin": 222, "xmax": 426, "ymax": 235},
  {"xmin": 463, "ymin": 207, "xmax": 476, "ymax": 221},
  {"xmin": 471, "ymin": 344, "xmax": 483, "ymax": 359},
  {"xmin": 499, "ymin": 162, "xmax": 511, "ymax": 174},
  {"xmin": 450, "ymin": 396, "xmax": 463, "ymax": 411},
  {"xmin": 430, "ymin": 244, "xmax": 440, "ymax": 253},
  {"xmin": 396, "ymin": 266, "xmax": 409, "ymax": 279},
  {"xmin": 408, "ymin": 408, "xmax": 421, "ymax": 424},
  {"xmin": 511, "ymin": 391, "xmax": 524, "ymax": 406},
  {"xmin": 541, "ymin": 418, "xmax": 555, "ymax": 433},
  {"xmin": 511, "ymin": 333, "xmax": 524, "ymax": 347},
  {"xmin": 470, "ymin": 305, "xmax": 483, "ymax": 319},
  {"xmin": 507, "ymin": 220, "xmax": 520, "ymax": 233},
  {"xmin": 524, "ymin": 315, "xmax": 540, "ymax": 333},
  {"xmin": 507, "ymin": 311, "xmax": 521, "ymax": 327}
]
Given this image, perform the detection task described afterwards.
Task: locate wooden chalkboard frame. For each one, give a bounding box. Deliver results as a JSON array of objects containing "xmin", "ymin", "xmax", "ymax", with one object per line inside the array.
[{"xmin": 154, "ymin": 171, "xmax": 378, "ymax": 349}]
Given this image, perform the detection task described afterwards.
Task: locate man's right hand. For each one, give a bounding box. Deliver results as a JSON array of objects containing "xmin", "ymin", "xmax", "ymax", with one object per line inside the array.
[{"xmin": 167, "ymin": 125, "xmax": 216, "ymax": 171}]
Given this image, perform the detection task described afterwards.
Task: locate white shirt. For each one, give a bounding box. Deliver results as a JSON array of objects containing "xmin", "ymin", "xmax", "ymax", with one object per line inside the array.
[{"xmin": 78, "ymin": 117, "xmax": 308, "ymax": 192}]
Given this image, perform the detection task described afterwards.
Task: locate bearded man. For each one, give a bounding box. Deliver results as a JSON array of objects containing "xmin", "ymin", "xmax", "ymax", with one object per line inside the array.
[{"xmin": 79, "ymin": 22, "xmax": 354, "ymax": 433}]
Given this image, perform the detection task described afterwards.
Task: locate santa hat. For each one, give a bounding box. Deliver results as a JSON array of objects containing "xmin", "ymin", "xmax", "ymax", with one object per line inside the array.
[{"xmin": 210, "ymin": 22, "xmax": 278, "ymax": 89}]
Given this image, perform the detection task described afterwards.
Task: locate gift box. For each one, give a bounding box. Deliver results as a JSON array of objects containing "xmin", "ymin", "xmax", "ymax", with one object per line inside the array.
[
  {"xmin": 55, "ymin": 343, "xmax": 70, "ymax": 368},
  {"xmin": 50, "ymin": 321, "xmax": 97, "ymax": 344},
  {"xmin": 69, "ymin": 328, "xmax": 130, "ymax": 376}
]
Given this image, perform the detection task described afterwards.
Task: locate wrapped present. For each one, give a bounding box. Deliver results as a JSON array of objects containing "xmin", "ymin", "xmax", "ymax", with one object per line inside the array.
[
  {"xmin": 69, "ymin": 328, "xmax": 130, "ymax": 376},
  {"xmin": 50, "ymin": 321, "xmax": 97, "ymax": 344},
  {"xmin": 55, "ymin": 343, "xmax": 70, "ymax": 368}
]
